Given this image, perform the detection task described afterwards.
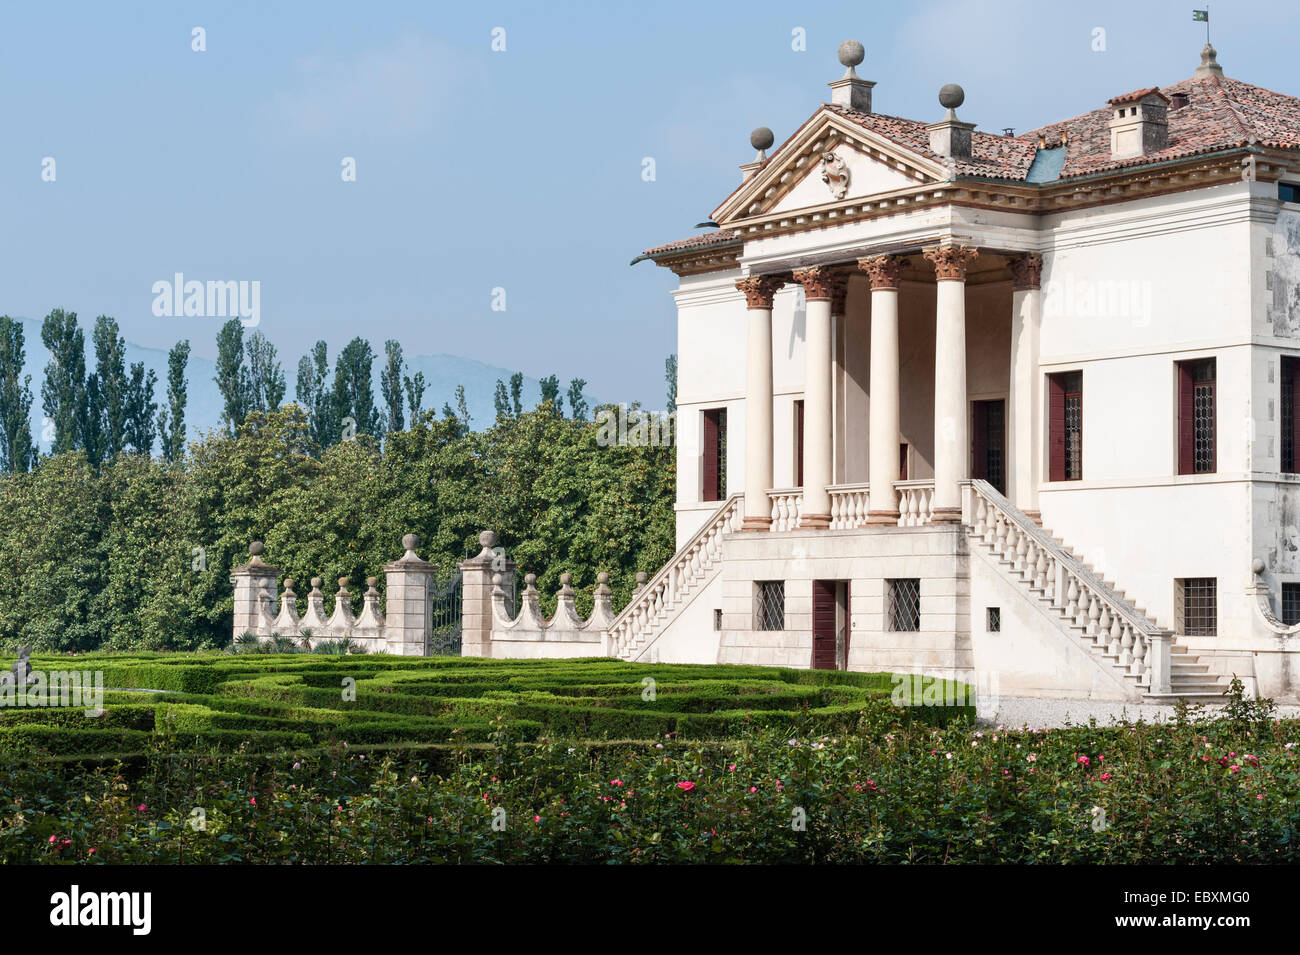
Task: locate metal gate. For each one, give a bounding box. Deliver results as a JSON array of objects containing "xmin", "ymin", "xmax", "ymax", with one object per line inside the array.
[{"xmin": 427, "ymin": 569, "xmax": 463, "ymax": 656}]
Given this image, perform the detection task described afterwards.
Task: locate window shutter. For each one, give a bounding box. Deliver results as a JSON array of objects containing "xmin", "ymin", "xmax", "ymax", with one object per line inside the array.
[
  {"xmin": 795, "ymin": 400, "xmax": 805, "ymax": 488},
  {"xmin": 971, "ymin": 401, "xmax": 988, "ymax": 482},
  {"xmin": 702, "ymin": 410, "xmax": 719, "ymax": 501},
  {"xmin": 1178, "ymin": 363, "xmax": 1195, "ymax": 475},
  {"xmin": 1048, "ymin": 374, "xmax": 1066, "ymax": 482}
]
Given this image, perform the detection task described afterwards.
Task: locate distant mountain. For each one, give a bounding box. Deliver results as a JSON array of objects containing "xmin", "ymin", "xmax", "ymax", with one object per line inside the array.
[{"xmin": 8, "ymin": 317, "xmax": 569, "ymax": 453}]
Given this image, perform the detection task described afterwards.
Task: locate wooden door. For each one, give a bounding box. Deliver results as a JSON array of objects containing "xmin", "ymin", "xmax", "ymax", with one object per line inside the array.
[{"xmin": 812, "ymin": 580, "xmax": 836, "ymax": 670}]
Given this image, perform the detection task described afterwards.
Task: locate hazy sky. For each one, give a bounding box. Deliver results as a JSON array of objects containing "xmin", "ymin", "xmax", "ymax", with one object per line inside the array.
[{"xmin": 0, "ymin": 0, "xmax": 1291, "ymax": 407}]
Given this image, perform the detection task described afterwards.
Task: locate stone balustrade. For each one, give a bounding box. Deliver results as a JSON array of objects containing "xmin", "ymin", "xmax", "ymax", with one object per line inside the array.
[
  {"xmin": 829, "ymin": 483, "xmax": 871, "ymax": 529},
  {"xmin": 230, "ymin": 534, "xmax": 436, "ymax": 654},
  {"xmin": 767, "ymin": 480, "xmax": 935, "ymax": 531}
]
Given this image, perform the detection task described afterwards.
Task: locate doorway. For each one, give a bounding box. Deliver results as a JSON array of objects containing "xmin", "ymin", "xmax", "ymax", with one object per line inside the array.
[
  {"xmin": 812, "ymin": 580, "xmax": 851, "ymax": 670},
  {"xmin": 971, "ymin": 399, "xmax": 1007, "ymax": 495}
]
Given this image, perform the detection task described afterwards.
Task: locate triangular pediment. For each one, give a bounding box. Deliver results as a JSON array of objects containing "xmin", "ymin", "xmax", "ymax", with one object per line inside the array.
[{"xmin": 712, "ymin": 109, "xmax": 948, "ymax": 225}]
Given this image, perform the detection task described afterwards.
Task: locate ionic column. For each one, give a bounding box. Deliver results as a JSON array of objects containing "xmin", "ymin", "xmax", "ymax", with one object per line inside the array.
[
  {"xmin": 736, "ymin": 275, "xmax": 784, "ymax": 531},
  {"xmin": 1008, "ymin": 253, "xmax": 1044, "ymax": 518},
  {"xmin": 923, "ymin": 244, "xmax": 979, "ymax": 522},
  {"xmin": 792, "ymin": 266, "xmax": 838, "ymax": 529},
  {"xmin": 858, "ymin": 255, "xmax": 908, "ymax": 523}
]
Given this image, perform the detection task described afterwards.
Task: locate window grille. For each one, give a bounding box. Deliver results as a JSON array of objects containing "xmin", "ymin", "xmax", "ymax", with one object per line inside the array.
[
  {"xmin": 888, "ymin": 579, "xmax": 921, "ymax": 632},
  {"xmin": 1283, "ymin": 583, "xmax": 1300, "ymax": 626},
  {"xmin": 987, "ymin": 607, "xmax": 1001, "ymax": 633},
  {"xmin": 755, "ymin": 581, "xmax": 785, "ymax": 631},
  {"xmin": 1177, "ymin": 577, "xmax": 1217, "ymax": 636}
]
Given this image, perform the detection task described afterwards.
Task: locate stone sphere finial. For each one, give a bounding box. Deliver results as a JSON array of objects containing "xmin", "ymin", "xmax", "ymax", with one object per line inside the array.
[
  {"xmin": 597, "ymin": 572, "xmax": 610, "ymax": 585},
  {"xmin": 249, "ymin": 541, "xmax": 264, "ymax": 557},
  {"xmin": 750, "ymin": 127, "xmax": 774, "ymax": 151},
  {"xmin": 525, "ymin": 573, "xmax": 537, "ymax": 587},
  {"xmin": 479, "ymin": 530, "xmax": 498, "ymax": 550},
  {"xmin": 560, "ymin": 572, "xmax": 573, "ymax": 586},
  {"xmin": 366, "ymin": 576, "xmax": 377, "ymax": 588},
  {"xmin": 402, "ymin": 533, "xmax": 418, "ymax": 551},
  {"xmin": 338, "ymin": 576, "xmax": 349, "ymax": 589},
  {"xmin": 837, "ymin": 40, "xmax": 865, "ymax": 69},
  {"xmin": 939, "ymin": 83, "xmax": 965, "ymax": 110},
  {"xmin": 1252, "ymin": 557, "xmax": 1266, "ymax": 576},
  {"xmin": 310, "ymin": 577, "xmax": 322, "ymax": 589},
  {"xmin": 284, "ymin": 577, "xmax": 295, "ymax": 589}
]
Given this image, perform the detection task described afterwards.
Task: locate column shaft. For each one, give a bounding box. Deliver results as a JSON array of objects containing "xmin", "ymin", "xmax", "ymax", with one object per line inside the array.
[
  {"xmin": 793, "ymin": 268, "xmax": 838, "ymax": 528},
  {"xmin": 736, "ymin": 276, "xmax": 783, "ymax": 531},
  {"xmin": 1008, "ymin": 254, "xmax": 1044, "ymax": 517},
  {"xmin": 860, "ymin": 256, "xmax": 907, "ymax": 523},
  {"xmin": 924, "ymin": 245, "xmax": 978, "ymax": 522}
]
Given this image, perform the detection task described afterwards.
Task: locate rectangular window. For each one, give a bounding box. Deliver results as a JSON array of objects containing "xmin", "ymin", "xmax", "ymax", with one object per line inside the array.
[
  {"xmin": 887, "ymin": 579, "xmax": 921, "ymax": 632},
  {"xmin": 987, "ymin": 607, "xmax": 1001, "ymax": 633},
  {"xmin": 701, "ymin": 408, "xmax": 727, "ymax": 502},
  {"xmin": 794, "ymin": 400, "xmax": 805, "ymax": 487},
  {"xmin": 755, "ymin": 581, "xmax": 785, "ymax": 631},
  {"xmin": 972, "ymin": 399, "xmax": 1006, "ymax": 494},
  {"xmin": 1177, "ymin": 358, "xmax": 1216, "ymax": 475},
  {"xmin": 713, "ymin": 608, "xmax": 723, "ymax": 631},
  {"xmin": 1177, "ymin": 577, "xmax": 1217, "ymax": 636},
  {"xmin": 1283, "ymin": 583, "xmax": 1300, "ymax": 626},
  {"xmin": 899, "ymin": 442, "xmax": 909, "ymax": 482},
  {"xmin": 1280, "ymin": 182, "xmax": 1300, "ymax": 204},
  {"xmin": 1283, "ymin": 357, "xmax": 1300, "ymax": 473},
  {"xmin": 1048, "ymin": 371, "xmax": 1083, "ymax": 481}
]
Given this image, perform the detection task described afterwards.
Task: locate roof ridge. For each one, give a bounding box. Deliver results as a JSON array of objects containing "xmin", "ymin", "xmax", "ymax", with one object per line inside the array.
[{"xmin": 1209, "ymin": 71, "xmax": 1254, "ymax": 143}]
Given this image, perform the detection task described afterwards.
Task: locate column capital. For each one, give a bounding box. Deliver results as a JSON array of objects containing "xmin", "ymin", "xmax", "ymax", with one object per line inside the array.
[
  {"xmin": 735, "ymin": 275, "xmax": 785, "ymax": 309},
  {"xmin": 791, "ymin": 266, "xmax": 839, "ymax": 302},
  {"xmin": 857, "ymin": 254, "xmax": 910, "ymax": 290},
  {"xmin": 1009, "ymin": 253, "xmax": 1044, "ymax": 291},
  {"xmin": 922, "ymin": 244, "xmax": 979, "ymax": 281}
]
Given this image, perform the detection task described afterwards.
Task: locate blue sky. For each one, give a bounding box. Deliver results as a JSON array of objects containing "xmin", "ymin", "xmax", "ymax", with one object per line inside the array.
[{"xmin": 0, "ymin": 0, "xmax": 1293, "ymax": 408}]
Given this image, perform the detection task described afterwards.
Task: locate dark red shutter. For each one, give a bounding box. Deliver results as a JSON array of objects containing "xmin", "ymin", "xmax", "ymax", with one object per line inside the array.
[
  {"xmin": 971, "ymin": 401, "xmax": 988, "ymax": 481},
  {"xmin": 702, "ymin": 409, "xmax": 719, "ymax": 501},
  {"xmin": 795, "ymin": 401, "xmax": 805, "ymax": 488},
  {"xmin": 843, "ymin": 580, "xmax": 851, "ymax": 666},
  {"xmin": 1048, "ymin": 374, "xmax": 1066, "ymax": 482},
  {"xmin": 1178, "ymin": 363, "xmax": 1195, "ymax": 475},
  {"xmin": 812, "ymin": 580, "xmax": 836, "ymax": 670}
]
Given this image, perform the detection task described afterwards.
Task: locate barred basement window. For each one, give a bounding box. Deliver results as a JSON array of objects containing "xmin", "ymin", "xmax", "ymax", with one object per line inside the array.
[
  {"xmin": 888, "ymin": 579, "xmax": 921, "ymax": 632},
  {"xmin": 755, "ymin": 581, "xmax": 785, "ymax": 631},
  {"xmin": 987, "ymin": 607, "xmax": 1001, "ymax": 633},
  {"xmin": 1177, "ymin": 577, "xmax": 1217, "ymax": 636},
  {"xmin": 713, "ymin": 608, "xmax": 723, "ymax": 631},
  {"xmin": 1283, "ymin": 583, "xmax": 1300, "ymax": 626}
]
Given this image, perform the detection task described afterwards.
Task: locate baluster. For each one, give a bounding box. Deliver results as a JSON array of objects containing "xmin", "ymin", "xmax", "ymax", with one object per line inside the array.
[
  {"xmin": 1087, "ymin": 593, "xmax": 1102, "ymax": 638},
  {"xmin": 1074, "ymin": 586, "xmax": 1092, "ymax": 631},
  {"xmin": 1043, "ymin": 556, "xmax": 1057, "ymax": 604},
  {"xmin": 1065, "ymin": 575, "xmax": 1080, "ymax": 620},
  {"xmin": 1033, "ymin": 547, "xmax": 1048, "ymax": 591},
  {"xmin": 1131, "ymin": 630, "xmax": 1148, "ymax": 680},
  {"xmin": 1015, "ymin": 530, "xmax": 1030, "ymax": 576},
  {"xmin": 1096, "ymin": 606, "xmax": 1112, "ymax": 648},
  {"xmin": 1118, "ymin": 623, "xmax": 1134, "ymax": 668},
  {"xmin": 1107, "ymin": 614, "xmax": 1123, "ymax": 657}
]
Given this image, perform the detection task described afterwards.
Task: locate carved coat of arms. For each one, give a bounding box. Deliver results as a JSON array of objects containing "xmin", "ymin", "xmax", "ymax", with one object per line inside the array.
[{"xmin": 820, "ymin": 151, "xmax": 850, "ymax": 199}]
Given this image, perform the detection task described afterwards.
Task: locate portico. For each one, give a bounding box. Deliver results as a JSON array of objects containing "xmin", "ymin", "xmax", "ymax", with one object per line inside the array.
[{"xmin": 737, "ymin": 245, "xmax": 1044, "ymax": 534}]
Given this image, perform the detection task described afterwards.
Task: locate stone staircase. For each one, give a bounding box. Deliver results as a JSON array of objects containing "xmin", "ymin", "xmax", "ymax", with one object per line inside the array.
[
  {"xmin": 966, "ymin": 480, "xmax": 1228, "ymax": 703},
  {"xmin": 607, "ymin": 494, "xmax": 743, "ymax": 661}
]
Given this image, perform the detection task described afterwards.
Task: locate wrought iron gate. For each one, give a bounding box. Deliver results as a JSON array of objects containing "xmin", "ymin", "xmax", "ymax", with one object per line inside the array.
[{"xmin": 427, "ymin": 570, "xmax": 463, "ymax": 656}]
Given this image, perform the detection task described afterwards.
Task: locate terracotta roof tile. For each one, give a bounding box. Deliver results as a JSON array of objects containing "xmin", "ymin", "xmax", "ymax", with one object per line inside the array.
[
  {"xmin": 1109, "ymin": 87, "xmax": 1170, "ymax": 105},
  {"xmin": 642, "ymin": 228, "xmax": 741, "ymax": 258}
]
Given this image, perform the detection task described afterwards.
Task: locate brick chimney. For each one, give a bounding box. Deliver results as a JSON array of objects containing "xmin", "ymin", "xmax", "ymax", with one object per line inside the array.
[{"xmin": 1107, "ymin": 88, "xmax": 1170, "ymax": 159}]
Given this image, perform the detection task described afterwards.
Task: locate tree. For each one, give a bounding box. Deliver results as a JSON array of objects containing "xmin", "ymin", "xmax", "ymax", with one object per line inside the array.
[
  {"xmin": 404, "ymin": 371, "xmax": 427, "ymax": 424},
  {"xmin": 539, "ymin": 374, "xmax": 562, "ymax": 414},
  {"xmin": 296, "ymin": 341, "xmax": 333, "ymax": 446},
  {"xmin": 215, "ymin": 319, "xmax": 250, "ymax": 434},
  {"xmin": 157, "ymin": 340, "xmax": 190, "ymax": 463},
  {"xmin": 665, "ymin": 354, "xmax": 677, "ymax": 413},
  {"xmin": 39, "ymin": 309, "xmax": 87, "ymax": 455},
  {"xmin": 493, "ymin": 379, "xmax": 509, "ymax": 419},
  {"xmin": 124, "ymin": 361, "xmax": 158, "ymax": 454},
  {"xmin": 509, "ymin": 372, "xmax": 524, "ymax": 417},
  {"xmin": 0, "ymin": 317, "xmax": 36, "ymax": 473},
  {"xmin": 455, "ymin": 384, "xmax": 471, "ymax": 426},
  {"xmin": 82, "ymin": 372, "xmax": 104, "ymax": 465},
  {"xmin": 566, "ymin": 378, "xmax": 589, "ymax": 421},
  {"xmin": 331, "ymin": 337, "xmax": 381, "ymax": 439},
  {"xmin": 246, "ymin": 331, "xmax": 286, "ymax": 413},
  {"xmin": 92, "ymin": 316, "xmax": 129, "ymax": 458},
  {"xmin": 381, "ymin": 340, "xmax": 405, "ymax": 433}
]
